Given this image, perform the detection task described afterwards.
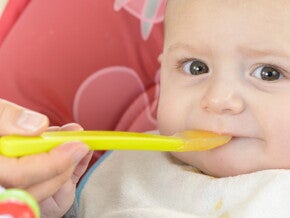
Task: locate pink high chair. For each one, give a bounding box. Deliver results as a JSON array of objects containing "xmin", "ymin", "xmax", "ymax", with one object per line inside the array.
[{"xmin": 0, "ymin": 0, "xmax": 166, "ymax": 164}]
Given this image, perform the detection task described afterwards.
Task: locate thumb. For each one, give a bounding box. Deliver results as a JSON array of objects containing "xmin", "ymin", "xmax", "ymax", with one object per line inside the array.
[{"xmin": 0, "ymin": 99, "xmax": 49, "ymax": 136}]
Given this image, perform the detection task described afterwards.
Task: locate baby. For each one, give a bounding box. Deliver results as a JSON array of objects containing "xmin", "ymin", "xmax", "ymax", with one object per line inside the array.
[
  {"xmin": 71, "ymin": 0, "xmax": 290, "ymax": 217},
  {"xmin": 159, "ymin": 0, "xmax": 290, "ymax": 178}
]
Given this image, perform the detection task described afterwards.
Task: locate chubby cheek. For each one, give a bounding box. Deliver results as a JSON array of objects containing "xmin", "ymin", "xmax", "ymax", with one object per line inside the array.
[
  {"xmin": 259, "ymin": 105, "xmax": 290, "ymax": 157},
  {"xmin": 158, "ymin": 112, "xmax": 179, "ymax": 136},
  {"xmin": 157, "ymin": 94, "xmax": 189, "ymax": 136},
  {"xmin": 264, "ymin": 119, "xmax": 290, "ymax": 167}
]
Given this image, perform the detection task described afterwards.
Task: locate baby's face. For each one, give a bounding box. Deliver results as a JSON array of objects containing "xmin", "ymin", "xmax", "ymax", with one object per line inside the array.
[{"xmin": 158, "ymin": 0, "xmax": 290, "ymax": 177}]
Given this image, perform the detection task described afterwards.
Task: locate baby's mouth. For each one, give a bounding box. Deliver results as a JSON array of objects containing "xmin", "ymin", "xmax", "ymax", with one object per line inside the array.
[{"xmin": 180, "ymin": 130, "xmax": 232, "ymax": 151}]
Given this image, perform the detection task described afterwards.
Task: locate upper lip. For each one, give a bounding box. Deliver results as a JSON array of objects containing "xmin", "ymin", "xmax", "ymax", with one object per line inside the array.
[
  {"xmin": 197, "ymin": 129, "xmax": 247, "ymax": 138},
  {"xmin": 181, "ymin": 128, "xmax": 265, "ymax": 145}
]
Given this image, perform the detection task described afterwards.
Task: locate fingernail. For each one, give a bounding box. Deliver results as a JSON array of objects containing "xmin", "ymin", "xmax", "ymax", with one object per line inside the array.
[{"xmin": 17, "ymin": 110, "xmax": 48, "ymax": 131}]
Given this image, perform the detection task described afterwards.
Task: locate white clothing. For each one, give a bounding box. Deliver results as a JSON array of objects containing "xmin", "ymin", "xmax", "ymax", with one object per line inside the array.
[{"xmin": 76, "ymin": 150, "xmax": 290, "ymax": 218}]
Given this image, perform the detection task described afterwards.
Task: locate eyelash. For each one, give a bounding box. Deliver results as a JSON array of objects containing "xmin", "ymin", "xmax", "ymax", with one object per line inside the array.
[
  {"xmin": 251, "ymin": 64, "xmax": 286, "ymax": 77},
  {"xmin": 175, "ymin": 57, "xmax": 199, "ymax": 71}
]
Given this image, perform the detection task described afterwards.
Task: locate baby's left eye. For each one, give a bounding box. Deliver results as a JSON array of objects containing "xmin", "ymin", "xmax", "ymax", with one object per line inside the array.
[{"xmin": 251, "ymin": 66, "xmax": 284, "ymax": 81}]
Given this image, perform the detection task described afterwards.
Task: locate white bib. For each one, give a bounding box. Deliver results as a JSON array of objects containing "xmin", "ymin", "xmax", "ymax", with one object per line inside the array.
[{"xmin": 77, "ymin": 151, "xmax": 290, "ymax": 218}]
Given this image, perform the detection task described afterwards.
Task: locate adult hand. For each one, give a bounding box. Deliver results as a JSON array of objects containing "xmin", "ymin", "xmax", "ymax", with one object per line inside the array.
[
  {"xmin": 39, "ymin": 123, "xmax": 93, "ymax": 218},
  {"xmin": 0, "ymin": 99, "xmax": 91, "ymax": 217}
]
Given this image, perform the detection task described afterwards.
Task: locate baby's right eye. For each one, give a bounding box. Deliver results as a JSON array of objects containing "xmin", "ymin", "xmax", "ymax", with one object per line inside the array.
[{"xmin": 182, "ymin": 60, "xmax": 209, "ymax": 75}]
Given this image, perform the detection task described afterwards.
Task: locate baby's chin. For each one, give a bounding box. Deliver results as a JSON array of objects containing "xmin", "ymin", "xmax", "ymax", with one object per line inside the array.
[
  {"xmin": 198, "ymin": 163, "xmax": 261, "ymax": 178},
  {"xmin": 170, "ymin": 152, "xmax": 265, "ymax": 178}
]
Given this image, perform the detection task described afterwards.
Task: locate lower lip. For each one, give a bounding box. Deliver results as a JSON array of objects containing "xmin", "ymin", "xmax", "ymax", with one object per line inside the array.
[
  {"xmin": 219, "ymin": 136, "xmax": 260, "ymax": 149},
  {"xmin": 213, "ymin": 136, "xmax": 240, "ymax": 149}
]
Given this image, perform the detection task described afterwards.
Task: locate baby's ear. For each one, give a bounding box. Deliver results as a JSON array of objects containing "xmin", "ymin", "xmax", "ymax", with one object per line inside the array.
[{"xmin": 158, "ymin": 53, "xmax": 164, "ymax": 63}]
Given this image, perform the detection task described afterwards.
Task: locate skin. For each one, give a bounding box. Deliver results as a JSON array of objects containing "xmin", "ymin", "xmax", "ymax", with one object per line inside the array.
[
  {"xmin": 158, "ymin": 0, "xmax": 290, "ymax": 177},
  {"xmin": 0, "ymin": 100, "xmax": 92, "ymax": 217}
]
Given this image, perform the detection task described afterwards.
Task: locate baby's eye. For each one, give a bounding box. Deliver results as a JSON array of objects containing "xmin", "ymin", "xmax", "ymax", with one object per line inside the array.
[
  {"xmin": 182, "ymin": 60, "xmax": 209, "ymax": 75},
  {"xmin": 251, "ymin": 66, "xmax": 283, "ymax": 81}
]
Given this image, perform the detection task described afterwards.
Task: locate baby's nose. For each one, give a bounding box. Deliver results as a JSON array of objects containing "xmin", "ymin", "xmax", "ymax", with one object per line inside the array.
[{"xmin": 200, "ymin": 79, "xmax": 245, "ymax": 115}]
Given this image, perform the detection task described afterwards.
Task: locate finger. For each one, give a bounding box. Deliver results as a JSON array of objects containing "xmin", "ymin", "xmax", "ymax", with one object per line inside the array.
[
  {"xmin": 0, "ymin": 99, "xmax": 49, "ymax": 136},
  {"xmin": 46, "ymin": 126, "xmax": 61, "ymax": 132},
  {"xmin": 27, "ymin": 166, "xmax": 74, "ymax": 202},
  {"xmin": 38, "ymin": 179, "xmax": 76, "ymax": 217},
  {"xmin": 71, "ymin": 151, "xmax": 93, "ymax": 184},
  {"xmin": 46, "ymin": 123, "xmax": 83, "ymax": 132},
  {"xmin": 60, "ymin": 123, "xmax": 84, "ymax": 131},
  {"xmin": 0, "ymin": 142, "xmax": 89, "ymax": 188}
]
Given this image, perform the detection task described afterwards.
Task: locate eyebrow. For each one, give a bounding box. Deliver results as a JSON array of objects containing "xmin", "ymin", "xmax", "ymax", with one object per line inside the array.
[
  {"xmin": 165, "ymin": 42, "xmax": 210, "ymax": 56},
  {"xmin": 238, "ymin": 46, "xmax": 290, "ymax": 59},
  {"xmin": 166, "ymin": 42, "xmax": 290, "ymax": 60},
  {"xmin": 167, "ymin": 43, "xmax": 194, "ymax": 52}
]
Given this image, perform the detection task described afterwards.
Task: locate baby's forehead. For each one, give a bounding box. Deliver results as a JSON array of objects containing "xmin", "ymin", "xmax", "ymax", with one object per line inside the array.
[
  {"xmin": 165, "ymin": 0, "xmax": 290, "ymax": 28},
  {"xmin": 165, "ymin": 0, "xmax": 290, "ymax": 14},
  {"xmin": 164, "ymin": 0, "xmax": 290, "ymax": 56}
]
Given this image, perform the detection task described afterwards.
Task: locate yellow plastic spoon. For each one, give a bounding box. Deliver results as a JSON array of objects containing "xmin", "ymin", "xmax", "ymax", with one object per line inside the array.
[{"xmin": 0, "ymin": 130, "xmax": 232, "ymax": 157}]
